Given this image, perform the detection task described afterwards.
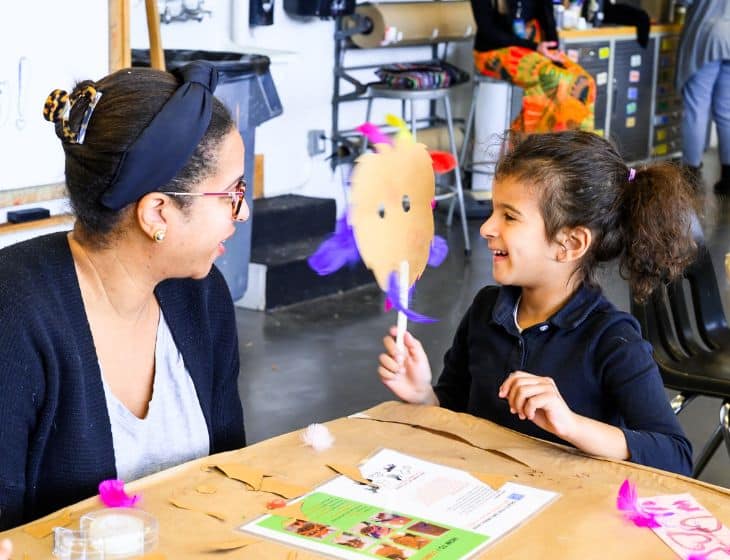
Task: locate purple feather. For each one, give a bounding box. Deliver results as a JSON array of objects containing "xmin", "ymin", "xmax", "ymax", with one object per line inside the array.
[
  {"xmin": 357, "ymin": 122, "xmax": 393, "ymax": 147},
  {"xmin": 616, "ymin": 479, "xmax": 662, "ymax": 528},
  {"xmin": 428, "ymin": 235, "xmax": 448, "ymax": 267},
  {"xmin": 307, "ymin": 216, "xmax": 360, "ymax": 276},
  {"xmin": 386, "ymin": 271, "xmax": 438, "ymax": 323}
]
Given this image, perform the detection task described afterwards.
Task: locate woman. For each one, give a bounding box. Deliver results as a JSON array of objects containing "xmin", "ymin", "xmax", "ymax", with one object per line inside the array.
[
  {"xmin": 470, "ymin": 0, "xmax": 596, "ymax": 133},
  {"xmin": 0, "ymin": 61, "xmax": 247, "ymax": 529},
  {"xmin": 676, "ymin": 0, "xmax": 730, "ymax": 194}
]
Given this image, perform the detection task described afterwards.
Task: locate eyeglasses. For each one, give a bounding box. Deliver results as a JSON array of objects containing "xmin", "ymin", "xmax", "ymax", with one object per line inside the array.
[{"xmin": 161, "ymin": 177, "xmax": 247, "ymax": 221}]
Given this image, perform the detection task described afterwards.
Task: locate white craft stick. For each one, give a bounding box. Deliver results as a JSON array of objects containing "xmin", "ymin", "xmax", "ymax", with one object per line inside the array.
[{"xmin": 396, "ymin": 260, "xmax": 409, "ymax": 354}]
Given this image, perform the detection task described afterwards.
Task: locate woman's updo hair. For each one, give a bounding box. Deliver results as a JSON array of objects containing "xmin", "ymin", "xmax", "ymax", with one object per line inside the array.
[
  {"xmin": 46, "ymin": 68, "xmax": 234, "ymax": 245},
  {"xmin": 495, "ymin": 130, "xmax": 699, "ymax": 303}
]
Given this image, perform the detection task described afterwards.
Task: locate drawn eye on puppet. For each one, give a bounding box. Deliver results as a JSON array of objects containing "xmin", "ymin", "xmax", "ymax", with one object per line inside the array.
[{"xmin": 401, "ymin": 195, "xmax": 411, "ymax": 212}]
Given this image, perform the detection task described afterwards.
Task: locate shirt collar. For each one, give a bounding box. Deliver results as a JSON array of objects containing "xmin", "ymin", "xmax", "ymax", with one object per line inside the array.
[{"xmin": 491, "ymin": 283, "xmax": 605, "ymax": 332}]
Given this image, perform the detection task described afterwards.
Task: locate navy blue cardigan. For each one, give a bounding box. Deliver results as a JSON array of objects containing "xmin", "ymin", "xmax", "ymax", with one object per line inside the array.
[
  {"xmin": 434, "ymin": 284, "xmax": 693, "ymax": 476},
  {"xmin": 0, "ymin": 233, "xmax": 245, "ymax": 530}
]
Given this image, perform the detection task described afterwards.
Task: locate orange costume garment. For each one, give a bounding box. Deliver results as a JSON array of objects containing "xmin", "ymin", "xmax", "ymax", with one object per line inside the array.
[{"xmin": 473, "ymin": 21, "xmax": 596, "ymax": 133}]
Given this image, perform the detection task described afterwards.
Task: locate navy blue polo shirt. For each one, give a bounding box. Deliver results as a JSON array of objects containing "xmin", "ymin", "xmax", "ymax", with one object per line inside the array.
[{"xmin": 434, "ymin": 283, "xmax": 693, "ymax": 475}]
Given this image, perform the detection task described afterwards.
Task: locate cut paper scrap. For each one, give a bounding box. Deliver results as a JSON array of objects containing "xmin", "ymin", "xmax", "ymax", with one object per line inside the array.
[
  {"xmin": 98, "ymin": 478, "xmax": 140, "ymax": 508},
  {"xmin": 259, "ymin": 478, "xmax": 309, "ymax": 500},
  {"xmin": 22, "ymin": 509, "xmax": 73, "ymax": 538},
  {"xmin": 201, "ymin": 535, "xmax": 260, "ymax": 552},
  {"xmin": 266, "ymin": 500, "xmax": 308, "ymax": 521},
  {"xmin": 195, "ymin": 484, "xmax": 218, "ymax": 495},
  {"xmin": 326, "ymin": 464, "xmax": 378, "ymax": 487},
  {"xmin": 213, "ymin": 463, "xmax": 266, "ymax": 491},
  {"xmin": 169, "ymin": 495, "xmax": 228, "ymax": 522},
  {"xmin": 471, "ymin": 472, "xmax": 511, "ymax": 489},
  {"xmin": 638, "ymin": 492, "xmax": 730, "ymax": 559}
]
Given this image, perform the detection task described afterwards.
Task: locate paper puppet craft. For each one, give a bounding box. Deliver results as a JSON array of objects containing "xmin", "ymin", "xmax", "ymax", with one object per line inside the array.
[{"xmin": 309, "ymin": 116, "xmax": 452, "ymax": 347}]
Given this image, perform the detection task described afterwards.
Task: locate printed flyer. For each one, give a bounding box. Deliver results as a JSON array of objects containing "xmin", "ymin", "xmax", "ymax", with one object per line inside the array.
[{"xmin": 239, "ymin": 449, "xmax": 559, "ymax": 559}]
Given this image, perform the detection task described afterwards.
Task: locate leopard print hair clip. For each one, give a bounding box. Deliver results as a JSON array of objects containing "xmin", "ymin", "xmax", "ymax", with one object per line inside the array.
[{"xmin": 43, "ymin": 84, "xmax": 102, "ymax": 145}]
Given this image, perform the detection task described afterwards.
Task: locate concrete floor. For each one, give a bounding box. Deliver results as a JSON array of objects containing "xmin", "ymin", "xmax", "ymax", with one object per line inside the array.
[{"xmin": 235, "ymin": 151, "xmax": 729, "ymax": 489}]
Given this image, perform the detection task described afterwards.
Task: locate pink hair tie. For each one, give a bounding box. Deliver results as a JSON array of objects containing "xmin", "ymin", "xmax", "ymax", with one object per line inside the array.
[{"xmin": 628, "ymin": 168, "xmax": 637, "ymax": 182}]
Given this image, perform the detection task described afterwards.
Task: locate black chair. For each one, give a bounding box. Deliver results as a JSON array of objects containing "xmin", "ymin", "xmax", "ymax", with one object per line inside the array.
[{"xmin": 630, "ymin": 239, "xmax": 730, "ymax": 478}]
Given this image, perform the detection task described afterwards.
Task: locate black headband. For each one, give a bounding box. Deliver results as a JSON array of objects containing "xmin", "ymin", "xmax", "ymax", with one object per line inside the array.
[{"xmin": 101, "ymin": 61, "xmax": 220, "ymax": 210}]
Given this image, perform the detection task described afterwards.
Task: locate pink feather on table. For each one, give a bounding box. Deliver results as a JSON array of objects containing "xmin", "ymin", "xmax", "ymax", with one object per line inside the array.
[
  {"xmin": 99, "ymin": 479, "xmax": 140, "ymax": 508},
  {"xmin": 616, "ymin": 479, "xmax": 662, "ymax": 528}
]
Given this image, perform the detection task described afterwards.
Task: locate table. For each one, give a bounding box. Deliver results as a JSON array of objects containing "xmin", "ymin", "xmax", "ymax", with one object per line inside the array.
[{"xmin": 3, "ymin": 401, "xmax": 729, "ymax": 559}]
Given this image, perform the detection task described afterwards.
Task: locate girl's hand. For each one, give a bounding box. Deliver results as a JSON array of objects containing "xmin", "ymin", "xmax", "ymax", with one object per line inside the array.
[
  {"xmin": 499, "ymin": 370, "xmax": 577, "ymax": 438},
  {"xmin": 378, "ymin": 326, "xmax": 438, "ymax": 405},
  {"xmin": 537, "ymin": 41, "xmax": 562, "ymax": 62}
]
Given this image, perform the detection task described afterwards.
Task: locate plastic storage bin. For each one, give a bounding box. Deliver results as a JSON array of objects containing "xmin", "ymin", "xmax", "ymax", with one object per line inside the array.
[{"xmin": 132, "ymin": 49, "xmax": 283, "ymax": 300}]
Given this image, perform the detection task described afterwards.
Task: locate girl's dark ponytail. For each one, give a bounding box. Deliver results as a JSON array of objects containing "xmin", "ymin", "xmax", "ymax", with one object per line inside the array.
[{"xmin": 620, "ymin": 162, "xmax": 699, "ymax": 302}]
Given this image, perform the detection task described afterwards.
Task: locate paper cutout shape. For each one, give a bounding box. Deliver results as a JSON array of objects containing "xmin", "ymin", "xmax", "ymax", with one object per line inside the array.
[
  {"xmin": 23, "ymin": 509, "xmax": 74, "ymax": 538},
  {"xmin": 213, "ymin": 463, "xmax": 265, "ymax": 491},
  {"xmin": 169, "ymin": 496, "xmax": 228, "ymax": 522},
  {"xmin": 202, "ymin": 537, "xmax": 259, "ymax": 552},
  {"xmin": 326, "ymin": 464, "xmax": 378, "ymax": 487},
  {"xmin": 471, "ymin": 472, "xmax": 510, "ymax": 489},
  {"xmin": 259, "ymin": 478, "xmax": 309, "ymax": 499},
  {"xmin": 268, "ymin": 500, "xmax": 308, "ymax": 521},
  {"xmin": 195, "ymin": 484, "xmax": 218, "ymax": 495}
]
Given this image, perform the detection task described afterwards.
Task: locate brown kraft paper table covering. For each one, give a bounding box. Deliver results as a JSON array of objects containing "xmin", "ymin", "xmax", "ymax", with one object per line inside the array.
[{"xmin": 2, "ymin": 401, "xmax": 729, "ymax": 559}]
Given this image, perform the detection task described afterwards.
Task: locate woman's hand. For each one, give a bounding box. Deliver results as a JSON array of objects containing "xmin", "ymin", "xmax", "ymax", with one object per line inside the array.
[
  {"xmin": 537, "ymin": 41, "xmax": 562, "ymax": 62},
  {"xmin": 499, "ymin": 370, "xmax": 577, "ymax": 438},
  {"xmin": 378, "ymin": 326, "xmax": 438, "ymax": 406},
  {"xmin": 0, "ymin": 539, "xmax": 12, "ymax": 560}
]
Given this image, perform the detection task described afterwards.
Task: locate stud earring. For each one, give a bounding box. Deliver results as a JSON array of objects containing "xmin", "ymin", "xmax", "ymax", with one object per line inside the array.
[{"xmin": 153, "ymin": 230, "xmax": 166, "ymax": 243}]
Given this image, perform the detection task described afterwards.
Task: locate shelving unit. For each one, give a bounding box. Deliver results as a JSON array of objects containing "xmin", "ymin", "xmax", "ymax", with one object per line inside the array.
[{"xmin": 562, "ymin": 24, "xmax": 683, "ymax": 164}]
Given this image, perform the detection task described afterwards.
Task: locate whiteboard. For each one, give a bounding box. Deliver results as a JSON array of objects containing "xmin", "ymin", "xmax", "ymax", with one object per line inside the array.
[{"xmin": 0, "ymin": 1, "xmax": 109, "ymax": 191}]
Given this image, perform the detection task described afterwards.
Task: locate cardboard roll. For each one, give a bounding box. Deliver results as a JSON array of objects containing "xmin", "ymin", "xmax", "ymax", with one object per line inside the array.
[{"xmin": 345, "ymin": 1, "xmax": 475, "ymax": 48}]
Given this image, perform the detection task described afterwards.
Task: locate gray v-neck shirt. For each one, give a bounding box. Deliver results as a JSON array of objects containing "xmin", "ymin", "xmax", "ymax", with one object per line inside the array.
[{"xmin": 101, "ymin": 311, "xmax": 210, "ymax": 482}]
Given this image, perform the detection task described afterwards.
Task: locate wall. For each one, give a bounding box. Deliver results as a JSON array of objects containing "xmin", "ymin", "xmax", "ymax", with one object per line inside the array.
[
  {"xmin": 129, "ymin": 0, "xmax": 472, "ymax": 213},
  {"xmin": 0, "ymin": 1, "xmax": 109, "ymax": 193}
]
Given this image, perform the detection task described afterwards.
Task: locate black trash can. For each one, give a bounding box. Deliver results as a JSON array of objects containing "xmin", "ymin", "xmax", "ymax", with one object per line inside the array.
[{"xmin": 132, "ymin": 49, "xmax": 283, "ymax": 301}]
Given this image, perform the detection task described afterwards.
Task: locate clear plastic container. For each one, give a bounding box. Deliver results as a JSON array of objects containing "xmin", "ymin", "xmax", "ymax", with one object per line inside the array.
[{"xmin": 53, "ymin": 508, "xmax": 158, "ymax": 560}]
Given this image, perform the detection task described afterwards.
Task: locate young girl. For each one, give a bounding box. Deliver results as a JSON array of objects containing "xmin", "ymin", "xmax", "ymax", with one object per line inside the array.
[{"xmin": 378, "ymin": 131, "xmax": 697, "ymax": 476}]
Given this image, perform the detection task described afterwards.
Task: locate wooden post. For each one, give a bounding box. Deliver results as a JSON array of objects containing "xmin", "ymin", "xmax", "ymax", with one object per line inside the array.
[
  {"xmin": 108, "ymin": 0, "xmax": 131, "ymax": 71},
  {"xmin": 145, "ymin": 0, "xmax": 166, "ymax": 71}
]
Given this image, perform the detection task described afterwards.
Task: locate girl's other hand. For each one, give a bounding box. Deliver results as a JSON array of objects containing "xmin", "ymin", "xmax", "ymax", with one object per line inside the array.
[
  {"xmin": 499, "ymin": 370, "xmax": 577, "ymax": 438},
  {"xmin": 378, "ymin": 326, "xmax": 437, "ymax": 405}
]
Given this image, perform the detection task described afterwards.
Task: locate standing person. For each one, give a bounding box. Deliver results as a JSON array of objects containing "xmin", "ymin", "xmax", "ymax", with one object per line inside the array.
[
  {"xmin": 470, "ymin": 0, "xmax": 596, "ymax": 133},
  {"xmin": 378, "ymin": 131, "xmax": 696, "ymax": 476},
  {"xmin": 676, "ymin": 0, "xmax": 730, "ymax": 194},
  {"xmin": 0, "ymin": 61, "xmax": 248, "ymax": 530}
]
